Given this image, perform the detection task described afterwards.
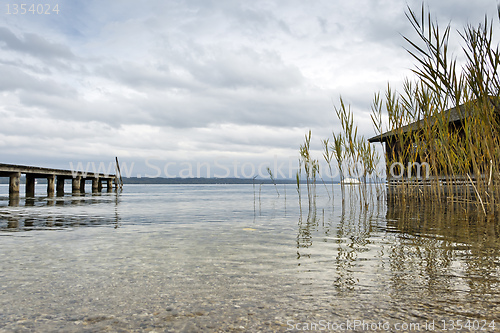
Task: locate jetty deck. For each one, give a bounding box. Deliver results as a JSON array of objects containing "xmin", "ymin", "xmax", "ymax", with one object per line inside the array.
[{"xmin": 0, "ymin": 163, "xmax": 116, "ymax": 197}]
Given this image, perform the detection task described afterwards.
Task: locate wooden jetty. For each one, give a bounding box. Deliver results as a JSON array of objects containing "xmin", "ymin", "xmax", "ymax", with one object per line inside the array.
[{"xmin": 0, "ymin": 163, "xmax": 117, "ymax": 197}]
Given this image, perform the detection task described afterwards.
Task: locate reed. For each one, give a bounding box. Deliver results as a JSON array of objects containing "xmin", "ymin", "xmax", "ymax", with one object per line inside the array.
[
  {"xmin": 321, "ymin": 138, "xmax": 335, "ymax": 203},
  {"xmin": 329, "ymin": 98, "xmax": 383, "ymax": 209},
  {"xmin": 321, "ymin": 138, "xmax": 333, "ymax": 201},
  {"xmin": 308, "ymin": 4, "xmax": 500, "ymax": 216},
  {"xmin": 296, "ymin": 166, "xmax": 302, "ymax": 216},
  {"xmin": 299, "ymin": 130, "xmax": 319, "ymax": 209},
  {"xmin": 253, "ymin": 175, "xmax": 257, "ymax": 216},
  {"xmin": 375, "ymin": 5, "xmax": 500, "ymax": 214},
  {"xmin": 266, "ymin": 166, "xmax": 280, "ymax": 197}
]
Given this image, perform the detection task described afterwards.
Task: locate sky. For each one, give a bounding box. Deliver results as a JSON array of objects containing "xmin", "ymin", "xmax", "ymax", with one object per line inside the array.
[{"xmin": 0, "ymin": 0, "xmax": 498, "ymax": 179}]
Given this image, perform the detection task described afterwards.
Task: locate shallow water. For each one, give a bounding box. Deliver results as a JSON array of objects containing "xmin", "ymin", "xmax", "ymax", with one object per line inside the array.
[{"xmin": 0, "ymin": 184, "xmax": 499, "ymax": 332}]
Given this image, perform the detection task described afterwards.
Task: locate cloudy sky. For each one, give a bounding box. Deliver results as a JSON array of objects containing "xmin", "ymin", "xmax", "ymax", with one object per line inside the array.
[{"xmin": 0, "ymin": 0, "xmax": 498, "ymax": 178}]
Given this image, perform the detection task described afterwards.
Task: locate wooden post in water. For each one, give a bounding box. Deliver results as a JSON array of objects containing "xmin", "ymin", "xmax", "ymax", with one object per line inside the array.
[
  {"xmin": 80, "ymin": 177, "xmax": 86, "ymax": 194},
  {"xmin": 92, "ymin": 178, "xmax": 99, "ymax": 193},
  {"xmin": 47, "ymin": 175, "xmax": 55, "ymax": 197},
  {"xmin": 9, "ymin": 172, "xmax": 21, "ymax": 197},
  {"xmin": 98, "ymin": 179, "xmax": 103, "ymax": 192},
  {"xmin": 72, "ymin": 176, "xmax": 81, "ymax": 193},
  {"xmin": 26, "ymin": 174, "xmax": 36, "ymax": 197},
  {"xmin": 106, "ymin": 179, "xmax": 113, "ymax": 192},
  {"xmin": 115, "ymin": 157, "xmax": 123, "ymax": 189},
  {"xmin": 8, "ymin": 195, "xmax": 20, "ymax": 207},
  {"xmin": 56, "ymin": 176, "xmax": 65, "ymax": 196}
]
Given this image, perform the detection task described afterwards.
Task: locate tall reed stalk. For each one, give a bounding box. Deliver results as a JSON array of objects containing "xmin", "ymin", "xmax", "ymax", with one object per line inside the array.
[
  {"xmin": 296, "ymin": 166, "xmax": 302, "ymax": 216},
  {"xmin": 300, "ymin": 130, "xmax": 319, "ymax": 209},
  {"xmin": 322, "ymin": 138, "xmax": 335, "ymax": 201},
  {"xmin": 266, "ymin": 167, "xmax": 280, "ymax": 197},
  {"xmin": 330, "ymin": 98, "xmax": 382, "ymax": 209}
]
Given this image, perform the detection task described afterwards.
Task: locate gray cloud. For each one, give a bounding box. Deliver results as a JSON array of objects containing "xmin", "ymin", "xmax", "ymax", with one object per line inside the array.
[
  {"xmin": 0, "ymin": 0, "xmax": 496, "ymax": 170},
  {"xmin": 97, "ymin": 61, "xmax": 189, "ymax": 90},
  {"xmin": 0, "ymin": 64, "xmax": 64, "ymax": 94},
  {"xmin": 0, "ymin": 27, "xmax": 74, "ymax": 59},
  {"xmin": 186, "ymin": 48, "xmax": 305, "ymax": 90}
]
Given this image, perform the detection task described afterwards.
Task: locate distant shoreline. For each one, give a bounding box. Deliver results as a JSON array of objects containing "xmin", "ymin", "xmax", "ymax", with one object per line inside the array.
[{"xmin": 122, "ymin": 177, "xmax": 339, "ymax": 185}]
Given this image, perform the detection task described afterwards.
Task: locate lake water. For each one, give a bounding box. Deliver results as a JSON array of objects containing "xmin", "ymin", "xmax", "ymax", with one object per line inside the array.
[{"xmin": 0, "ymin": 184, "xmax": 499, "ymax": 332}]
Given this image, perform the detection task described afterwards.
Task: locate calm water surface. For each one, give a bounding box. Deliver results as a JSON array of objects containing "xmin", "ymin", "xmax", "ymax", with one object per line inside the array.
[{"xmin": 0, "ymin": 184, "xmax": 499, "ymax": 332}]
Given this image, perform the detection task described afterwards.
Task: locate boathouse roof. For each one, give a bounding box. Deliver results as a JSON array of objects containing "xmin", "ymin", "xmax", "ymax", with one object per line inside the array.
[
  {"xmin": 368, "ymin": 102, "xmax": 479, "ymax": 143},
  {"xmin": 368, "ymin": 97, "xmax": 500, "ymax": 143}
]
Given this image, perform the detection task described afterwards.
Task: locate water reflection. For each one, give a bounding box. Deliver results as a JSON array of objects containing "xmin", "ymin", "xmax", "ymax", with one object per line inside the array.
[
  {"xmin": 331, "ymin": 188, "xmax": 385, "ymax": 292},
  {"xmin": 0, "ymin": 192, "xmax": 121, "ymax": 232},
  {"xmin": 0, "ymin": 211, "xmax": 120, "ymax": 232},
  {"xmin": 296, "ymin": 186, "xmax": 500, "ymax": 300},
  {"xmin": 296, "ymin": 186, "xmax": 387, "ymax": 292},
  {"xmin": 0, "ymin": 184, "xmax": 498, "ymax": 331},
  {"xmin": 385, "ymin": 198, "xmax": 500, "ymax": 299}
]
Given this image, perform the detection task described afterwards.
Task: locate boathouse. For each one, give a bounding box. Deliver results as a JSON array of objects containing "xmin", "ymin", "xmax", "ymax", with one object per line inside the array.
[
  {"xmin": 367, "ymin": 98, "xmax": 500, "ymax": 182},
  {"xmin": 368, "ymin": 104, "xmax": 466, "ymax": 166}
]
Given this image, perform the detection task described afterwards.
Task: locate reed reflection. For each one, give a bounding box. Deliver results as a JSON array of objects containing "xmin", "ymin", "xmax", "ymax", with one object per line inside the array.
[
  {"xmin": 385, "ymin": 197, "xmax": 500, "ymax": 299},
  {"xmin": 296, "ymin": 185, "xmax": 499, "ymax": 300},
  {"xmin": 333, "ymin": 187, "xmax": 385, "ymax": 291},
  {"xmin": 296, "ymin": 186, "xmax": 387, "ymax": 292}
]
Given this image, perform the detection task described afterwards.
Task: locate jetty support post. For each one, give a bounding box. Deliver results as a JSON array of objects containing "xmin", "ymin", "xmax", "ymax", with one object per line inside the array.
[
  {"xmin": 8, "ymin": 172, "xmax": 21, "ymax": 197},
  {"xmin": 26, "ymin": 174, "xmax": 36, "ymax": 197},
  {"xmin": 106, "ymin": 179, "xmax": 113, "ymax": 192},
  {"xmin": 8, "ymin": 194, "xmax": 19, "ymax": 206},
  {"xmin": 80, "ymin": 177, "xmax": 86, "ymax": 194},
  {"xmin": 92, "ymin": 178, "xmax": 99, "ymax": 193},
  {"xmin": 47, "ymin": 175, "xmax": 55, "ymax": 197},
  {"xmin": 56, "ymin": 176, "xmax": 65, "ymax": 196},
  {"xmin": 72, "ymin": 176, "xmax": 81, "ymax": 194}
]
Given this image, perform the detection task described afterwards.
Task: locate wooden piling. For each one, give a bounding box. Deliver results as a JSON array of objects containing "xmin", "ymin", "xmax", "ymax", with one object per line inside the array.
[
  {"xmin": 9, "ymin": 172, "xmax": 21, "ymax": 196},
  {"xmin": 47, "ymin": 175, "xmax": 55, "ymax": 196},
  {"xmin": 80, "ymin": 177, "xmax": 86, "ymax": 194},
  {"xmin": 72, "ymin": 176, "xmax": 81, "ymax": 193},
  {"xmin": 8, "ymin": 196, "xmax": 20, "ymax": 207},
  {"xmin": 115, "ymin": 157, "xmax": 123, "ymax": 189},
  {"xmin": 26, "ymin": 174, "xmax": 36, "ymax": 197},
  {"xmin": 92, "ymin": 178, "xmax": 99, "ymax": 193},
  {"xmin": 56, "ymin": 176, "xmax": 65, "ymax": 196}
]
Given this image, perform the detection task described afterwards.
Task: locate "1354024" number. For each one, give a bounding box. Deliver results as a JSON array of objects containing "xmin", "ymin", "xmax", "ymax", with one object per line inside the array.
[{"xmin": 6, "ymin": 4, "xmax": 60, "ymax": 15}]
